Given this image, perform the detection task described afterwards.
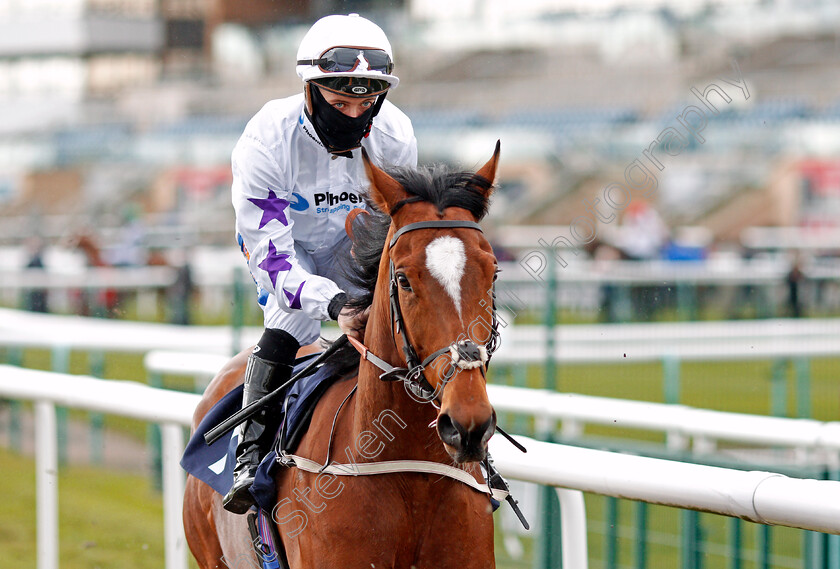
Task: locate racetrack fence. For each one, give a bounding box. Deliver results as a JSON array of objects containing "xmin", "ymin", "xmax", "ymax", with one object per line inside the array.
[
  {"xmin": 3, "ymin": 365, "xmax": 840, "ymax": 569},
  {"xmin": 3, "ymin": 307, "xmax": 840, "ymax": 568}
]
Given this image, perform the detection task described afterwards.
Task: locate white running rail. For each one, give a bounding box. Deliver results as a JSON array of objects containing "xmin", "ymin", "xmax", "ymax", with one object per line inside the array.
[
  {"xmin": 145, "ymin": 351, "xmax": 840, "ymax": 460},
  {"xmin": 0, "ymin": 366, "xmax": 196, "ymax": 569},
  {"xmin": 5, "ymin": 366, "xmax": 840, "ymax": 569}
]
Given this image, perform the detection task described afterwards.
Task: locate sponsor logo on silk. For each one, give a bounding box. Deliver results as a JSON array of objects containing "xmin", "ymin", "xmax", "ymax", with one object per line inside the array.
[
  {"xmin": 290, "ymin": 190, "xmax": 363, "ymax": 214},
  {"xmin": 314, "ymin": 191, "xmax": 363, "ymax": 214},
  {"xmin": 290, "ymin": 192, "xmax": 309, "ymax": 211},
  {"xmin": 314, "ymin": 191, "xmax": 362, "ymax": 207}
]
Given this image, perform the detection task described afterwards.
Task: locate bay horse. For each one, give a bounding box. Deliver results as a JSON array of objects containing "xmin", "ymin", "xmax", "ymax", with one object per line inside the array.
[
  {"xmin": 184, "ymin": 143, "xmax": 502, "ymax": 569},
  {"xmin": 66, "ymin": 231, "xmax": 119, "ymax": 317}
]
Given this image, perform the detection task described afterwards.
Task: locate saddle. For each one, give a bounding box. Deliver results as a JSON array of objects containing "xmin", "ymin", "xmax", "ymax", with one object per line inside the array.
[{"xmin": 180, "ymin": 352, "xmax": 353, "ymax": 511}]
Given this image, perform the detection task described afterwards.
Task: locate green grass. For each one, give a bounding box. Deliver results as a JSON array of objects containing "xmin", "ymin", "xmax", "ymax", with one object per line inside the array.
[
  {"xmin": 490, "ymin": 356, "xmax": 840, "ymax": 426},
  {"xmin": 579, "ymin": 496, "xmax": 806, "ymax": 569},
  {"xmin": 0, "ymin": 447, "xmax": 166, "ymax": 569},
  {"xmin": 0, "ymin": 438, "xmax": 808, "ymax": 569},
  {"xmin": 487, "ymin": 354, "xmax": 840, "ymax": 568},
  {"xmin": 4, "ymin": 338, "xmax": 840, "ymax": 568}
]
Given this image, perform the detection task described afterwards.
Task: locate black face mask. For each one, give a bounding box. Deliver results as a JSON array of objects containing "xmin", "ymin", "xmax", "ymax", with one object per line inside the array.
[{"xmin": 305, "ymin": 84, "xmax": 384, "ymax": 158}]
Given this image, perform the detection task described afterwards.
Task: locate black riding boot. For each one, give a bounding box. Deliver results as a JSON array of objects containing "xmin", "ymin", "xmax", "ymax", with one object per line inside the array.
[{"xmin": 223, "ymin": 354, "xmax": 292, "ymax": 514}]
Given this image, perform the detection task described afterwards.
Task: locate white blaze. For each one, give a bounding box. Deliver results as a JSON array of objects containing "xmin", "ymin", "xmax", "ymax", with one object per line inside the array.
[{"xmin": 425, "ymin": 236, "xmax": 466, "ymax": 317}]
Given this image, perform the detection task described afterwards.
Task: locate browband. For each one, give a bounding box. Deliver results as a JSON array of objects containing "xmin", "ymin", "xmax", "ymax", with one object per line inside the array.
[{"xmin": 389, "ymin": 220, "xmax": 483, "ymax": 249}]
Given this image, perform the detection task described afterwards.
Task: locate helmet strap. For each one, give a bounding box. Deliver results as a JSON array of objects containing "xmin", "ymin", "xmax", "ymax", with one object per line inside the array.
[{"xmin": 304, "ymin": 82, "xmax": 314, "ymax": 115}]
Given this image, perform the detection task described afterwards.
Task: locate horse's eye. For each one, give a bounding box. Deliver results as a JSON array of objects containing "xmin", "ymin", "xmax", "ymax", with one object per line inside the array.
[
  {"xmin": 493, "ymin": 267, "xmax": 501, "ymax": 282},
  {"xmin": 396, "ymin": 273, "xmax": 413, "ymax": 292}
]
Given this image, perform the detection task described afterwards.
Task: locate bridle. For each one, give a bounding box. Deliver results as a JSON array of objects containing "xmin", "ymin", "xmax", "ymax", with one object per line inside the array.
[
  {"xmin": 350, "ymin": 219, "xmax": 501, "ymax": 405},
  {"xmin": 292, "ymin": 218, "xmax": 529, "ymax": 530}
]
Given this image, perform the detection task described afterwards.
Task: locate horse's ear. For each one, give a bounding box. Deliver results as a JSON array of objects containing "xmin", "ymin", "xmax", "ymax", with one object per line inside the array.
[
  {"xmin": 362, "ymin": 148, "xmax": 409, "ymax": 215},
  {"xmin": 473, "ymin": 140, "xmax": 501, "ymax": 197},
  {"xmin": 344, "ymin": 207, "xmax": 369, "ymax": 243}
]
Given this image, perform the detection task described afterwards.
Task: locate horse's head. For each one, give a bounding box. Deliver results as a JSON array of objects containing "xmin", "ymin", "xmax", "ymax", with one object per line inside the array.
[{"xmin": 361, "ymin": 143, "xmax": 500, "ymax": 464}]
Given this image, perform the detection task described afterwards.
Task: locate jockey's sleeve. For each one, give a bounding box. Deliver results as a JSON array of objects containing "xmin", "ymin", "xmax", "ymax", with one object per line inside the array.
[
  {"xmin": 231, "ymin": 134, "xmax": 342, "ymax": 322},
  {"xmin": 397, "ymin": 131, "xmax": 418, "ymax": 169}
]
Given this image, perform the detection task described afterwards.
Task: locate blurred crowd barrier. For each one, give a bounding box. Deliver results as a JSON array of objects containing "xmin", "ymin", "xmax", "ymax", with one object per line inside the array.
[{"xmin": 3, "ymin": 225, "xmax": 840, "ymax": 324}]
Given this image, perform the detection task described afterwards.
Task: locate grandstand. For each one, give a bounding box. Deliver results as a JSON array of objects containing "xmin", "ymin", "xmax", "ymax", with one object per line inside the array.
[{"xmin": 1, "ymin": 2, "xmax": 840, "ymax": 245}]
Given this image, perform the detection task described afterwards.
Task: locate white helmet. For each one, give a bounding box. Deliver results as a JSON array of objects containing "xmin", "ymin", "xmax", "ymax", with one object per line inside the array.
[{"xmin": 296, "ymin": 13, "xmax": 399, "ymax": 89}]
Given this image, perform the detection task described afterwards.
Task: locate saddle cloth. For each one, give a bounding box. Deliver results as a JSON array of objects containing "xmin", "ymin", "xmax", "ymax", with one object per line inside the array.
[{"xmin": 180, "ymin": 353, "xmax": 347, "ymax": 512}]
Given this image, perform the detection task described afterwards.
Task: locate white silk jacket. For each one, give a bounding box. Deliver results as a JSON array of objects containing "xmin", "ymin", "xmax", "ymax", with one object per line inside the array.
[{"xmin": 231, "ymin": 93, "xmax": 417, "ymax": 322}]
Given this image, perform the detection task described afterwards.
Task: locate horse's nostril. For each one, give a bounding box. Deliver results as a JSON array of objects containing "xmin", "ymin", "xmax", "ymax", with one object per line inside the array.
[
  {"xmin": 436, "ymin": 413, "xmax": 463, "ymax": 448},
  {"xmin": 478, "ymin": 413, "xmax": 496, "ymax": 446}
]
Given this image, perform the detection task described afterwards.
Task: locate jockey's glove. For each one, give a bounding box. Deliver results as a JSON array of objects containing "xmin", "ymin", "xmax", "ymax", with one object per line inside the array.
[{"xmin": 327, "ymin": 292, "xmax": 348, "ymax": 321}]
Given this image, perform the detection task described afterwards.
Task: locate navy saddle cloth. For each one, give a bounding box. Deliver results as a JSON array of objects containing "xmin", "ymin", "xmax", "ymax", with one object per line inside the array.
[{"xmin": 180, "ymin": 353, "xmax": 349, "ymax": 512}]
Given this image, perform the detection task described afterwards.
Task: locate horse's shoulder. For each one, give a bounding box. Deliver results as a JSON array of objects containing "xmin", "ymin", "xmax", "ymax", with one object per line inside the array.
[
  {"xmin": 314, "ymin": 372, "xmax": 359, "ymax": 426},
  {"xmin": 191, "ymin": 347, "xmax": 251, "ymax": 431}
]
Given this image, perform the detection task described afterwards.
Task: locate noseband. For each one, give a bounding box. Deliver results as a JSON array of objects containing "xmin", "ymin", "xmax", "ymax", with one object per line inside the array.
[{"xmin": 381, "ymin": 219, "xmax": 501, "ymax": 403}]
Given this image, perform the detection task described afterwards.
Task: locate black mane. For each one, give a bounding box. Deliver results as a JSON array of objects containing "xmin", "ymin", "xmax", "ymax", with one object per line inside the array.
[
  {"xmin": 341, "ymin": 164, "xmax": 492, "ymax": 312},
  {"xmin": 325, "ymin": 164, "xmax": 492, "ymax": 366},
  {"xmin": 389, "ymin": 166, "xmax": 492, "ymax": 221}
]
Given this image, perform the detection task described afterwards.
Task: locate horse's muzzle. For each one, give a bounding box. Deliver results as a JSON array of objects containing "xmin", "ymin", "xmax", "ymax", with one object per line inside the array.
[{"xmin": 436, "ymin": 410, "xmax": 496, "ymax": 463}]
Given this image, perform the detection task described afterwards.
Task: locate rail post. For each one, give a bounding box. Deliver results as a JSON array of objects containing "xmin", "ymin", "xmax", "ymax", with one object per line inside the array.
[
  {"xmin": 663, "ymin": 355, "xmax": 681, "ymax": 405},
  {"xmin": 770, "ymin": 359, "xmax": 788, "ymax": 417},
  {"xmin": 89, "ymin": 350, "xmax": 106, "ymax": 465},
  {"xmin": 828, "ymin": 463, "xmax": 840, "ymax": 569},
  {"xmin": 676, "ymin": 283, "xmax": 698, "ymax": 321},
  {"xmin": 758, "ymin": 524, "xmax": 772, "ymax": 569},
  {"xmin": 615, "ymin": 284, "xmax": 633, "ymax": 323},
  {"xmin": 539, "ymin": 249, "xmax": 560, "ymax": 568},
  {"xmin": 605, "ymin": 496, "xmax": 619, "ymax": 568},
  {"xmin": 35, "ymin": 400, "xmax": 58, "ymax": 569},
  {"xmin": 537, "ymin": 477, "xmax": 563, "ymax": 569},
  {"xmin": 802, "ymin": 530, "xmax": 825, "ymax": 569},
  {"xmin": 544, "ymin": 249, "xmax": 557, "ymax": 391},
  {"xmin": 728, "ymin": 518, "xmax": 742, "ymax": 569},
  {"xmin": 557, "ymin": 488, "xmax": 588, "ymax": 569},
  {"xmin": 3, "ymin": 347, "xmax": 23, "ymax": 452},
  {"xmin": 634, "ymin": 501, "xmax": 647, "ymax": 569},
  {"xmin": 148, "ymin": 369, "xmax": 164, "ymax": 491},
  {"xmin": 680, "ymin": 510, "xmax": 701, "ymax": 569},
  {"xmin": 536, "ymin": 422, "xmax": 562, "ymax": 569},
  {"xmin": 794, "ymin": 357, "xmax": 811, "ymax": 418},
  {"xmin": 50, "ymin": 345, "xmax": 70, "ymax": 466},
  {"xmin": 161, "ymin": 423, "xmax": 188, "ymax": 569}
]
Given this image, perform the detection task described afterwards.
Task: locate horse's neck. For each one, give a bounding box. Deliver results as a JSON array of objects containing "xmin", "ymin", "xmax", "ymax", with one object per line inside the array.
[
  {"xmin": 86, "ymin": 253, "xmax": 106, "ymax": 267},
  {"xmin": 78, "ymin": 240, "xmax": 106, "ymax": 267},
  {"xmin": 350, "ymin": 312, "xmax": 447, "ymax": 463}
]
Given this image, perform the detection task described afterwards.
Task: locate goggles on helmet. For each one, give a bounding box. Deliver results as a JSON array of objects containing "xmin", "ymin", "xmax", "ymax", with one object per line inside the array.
[
  {"xmin": 297, "ymin": 47, "xmax": 394, "ymax": 75},
  {"xmin": 311, "ymin": 76, "xmax": 390, "ymax": 97}
]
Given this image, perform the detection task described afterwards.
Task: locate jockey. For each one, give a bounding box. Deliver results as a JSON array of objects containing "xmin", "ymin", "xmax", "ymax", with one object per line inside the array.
[{"xmin": 224, "ymin": 14, "xmax": 417, "ymax": 514}]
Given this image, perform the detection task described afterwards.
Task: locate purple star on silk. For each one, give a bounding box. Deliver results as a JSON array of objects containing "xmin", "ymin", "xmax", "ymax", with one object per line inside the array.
[
  {"xmin": 248, "ymin": 188, "xmax": 290, "ymax": 229},
  {"xmin": 257, "ymin": 241, "xmax": 292, "ymax": 288},
  {"xmin": 283, "ymin": 281, "xmax": 306, "ymax": 310}
]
